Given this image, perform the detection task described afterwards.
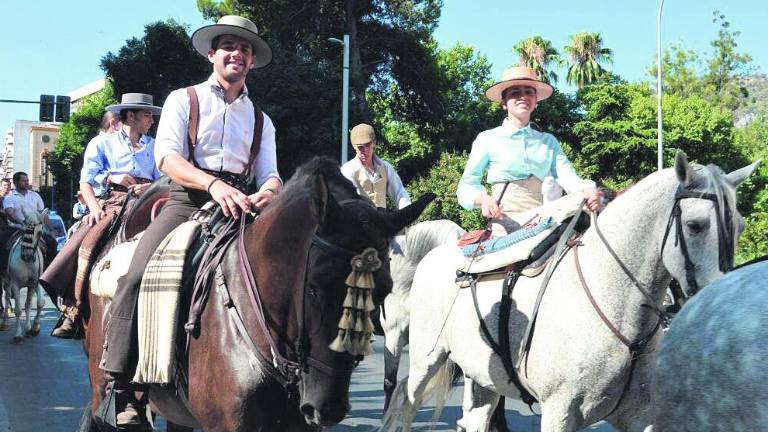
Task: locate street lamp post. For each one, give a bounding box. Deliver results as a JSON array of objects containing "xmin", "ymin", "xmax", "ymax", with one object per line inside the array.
[
  {"xmin": 657, "ymin": 0, "xmax": 665, "ymax": 171},
  {"xmin": 329, "ymin": 35, "xmax": 350, "ymax": 164}
]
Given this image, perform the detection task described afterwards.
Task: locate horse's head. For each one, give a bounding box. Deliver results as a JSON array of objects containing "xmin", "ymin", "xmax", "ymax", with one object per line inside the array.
[
  {"xmin": 20, "ymin": 210, "xmax": 43, "ymax": 262},
  {"xmin": 661, "ymin": 151, "xmax": 760, "ymax": 296},
  {"xmin": 295, "ymin": 157, "xmax": 434, "ymax": 426}
]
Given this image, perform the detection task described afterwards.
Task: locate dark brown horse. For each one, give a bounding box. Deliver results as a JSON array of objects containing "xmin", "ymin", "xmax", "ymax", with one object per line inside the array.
[{"xmin": 80, "ymin": 157, "xmax": 433, "ymax": 431}]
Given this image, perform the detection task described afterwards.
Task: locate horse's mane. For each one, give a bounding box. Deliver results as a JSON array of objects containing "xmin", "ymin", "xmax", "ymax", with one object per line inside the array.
[
  {"xmin": 280, "ymin": 156, "xmax": 358, "ymax": 200},
  {"xmin": 689, "ymin": 163, "xmax": 740, "ymax": 245},
  {"xmin": 402, "ymin": 220, "xmax": 465, "ymax": 263}
]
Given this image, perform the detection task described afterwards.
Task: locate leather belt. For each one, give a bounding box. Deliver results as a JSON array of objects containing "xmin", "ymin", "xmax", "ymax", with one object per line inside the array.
[{"xmin": 201, "ymin": 169, "xmax": 250, "ymax": 192}]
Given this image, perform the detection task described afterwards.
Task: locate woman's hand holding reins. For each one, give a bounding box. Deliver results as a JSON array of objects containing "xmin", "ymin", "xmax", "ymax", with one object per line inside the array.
[
  {"xmin": 247, "ymin": 189, "xmax": 276, "ymax": 210},
  {"xmin": 208, "ymin": 179, "xmax": 251, "ymax": 219},
  {"xmin": 479, "ymin": 194, "xmax": 502, "ymax": 218},
  {"xmin": 583, "ymin": 187, "xmax": 604, "ymax": 213}
]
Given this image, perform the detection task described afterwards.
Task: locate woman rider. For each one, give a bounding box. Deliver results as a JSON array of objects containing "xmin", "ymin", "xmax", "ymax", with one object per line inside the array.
[{"xmin": 457, "ymin": 66, "xmax": 602, "ymax": 236}]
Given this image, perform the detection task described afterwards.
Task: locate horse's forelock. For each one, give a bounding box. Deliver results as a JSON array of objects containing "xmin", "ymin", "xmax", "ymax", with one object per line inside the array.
[{"xmin": 403, "ymin": 221, "xmax": 466, "ymax": 263}]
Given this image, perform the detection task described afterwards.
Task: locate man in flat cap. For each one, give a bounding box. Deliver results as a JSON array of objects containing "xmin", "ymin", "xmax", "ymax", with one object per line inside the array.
[{"xmin": 341, "ymin": 123, "xmax": 411, "ymax": 209}]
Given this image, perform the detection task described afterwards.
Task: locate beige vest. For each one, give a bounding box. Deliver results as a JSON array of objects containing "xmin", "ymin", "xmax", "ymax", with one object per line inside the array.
[
  {"xmin": 489, "ymin": 176, "xmax": 543, "ymax": 237},
  {"xmin": 353, "ymin": 163, "xmax": 389, "ymax": 208}
]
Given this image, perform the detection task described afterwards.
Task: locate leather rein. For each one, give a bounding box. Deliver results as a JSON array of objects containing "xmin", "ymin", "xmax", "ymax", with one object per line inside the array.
[
  {"xmin": 568, "ymin": 186, "xmax": 733, "ymax": 417},
  {"xmin": 228, "ymin": 209, "xmax": 375, "ymax": 392}
]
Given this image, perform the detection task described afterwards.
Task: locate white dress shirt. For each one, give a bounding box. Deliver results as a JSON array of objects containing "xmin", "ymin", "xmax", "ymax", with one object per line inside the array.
[
  {"xmin": 154, "ymin": 74, "xmax": 281, "ymax": 187},
  {"xmin": 341, "ymin": 156, "xmax": 412, "ymax": 209},
  {"xmin": 3, "ymin": 189, "xmax": 45, "ymax": 227}
]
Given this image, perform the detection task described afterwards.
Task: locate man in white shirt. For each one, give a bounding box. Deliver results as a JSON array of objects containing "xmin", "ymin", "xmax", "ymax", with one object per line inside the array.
[
  {"xmin": 341, "ymin": 123, "xmax": 412, "ymax": 209},
  {"xmin": 98, "ymin": 15, "xmax": 281, "ymax": 428},
  {"xmin": 0, "ymin": 172, "xmax": 54, "ymax": 277}
]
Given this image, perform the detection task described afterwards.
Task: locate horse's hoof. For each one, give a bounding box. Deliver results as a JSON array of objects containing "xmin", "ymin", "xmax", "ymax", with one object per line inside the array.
[
  {"xmin": 12, "ymin": 336, "xmax": 23, "ymax": 344},
  {"xmin": 0, "ymin": 324, "xmax": 8, "ymax": 331},
  {"xmin": 27, "ymin": 327, "xmax": 40, "ymax": 337}
]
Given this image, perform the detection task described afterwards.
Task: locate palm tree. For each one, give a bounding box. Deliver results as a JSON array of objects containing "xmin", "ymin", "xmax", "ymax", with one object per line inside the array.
[
  {"xmin": 513, "ymin": 36, "xmax": 562, "ymax": 84},
  {"xmin": 564, "ymin": 32, "xmax": 613, "ymax": 88}
]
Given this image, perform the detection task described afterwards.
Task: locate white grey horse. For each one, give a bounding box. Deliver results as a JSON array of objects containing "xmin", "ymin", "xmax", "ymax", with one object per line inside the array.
[
  {"xmin": 382, "ymin": 153, "xmax": 758, "ymax": 432},
  {"xmin": 652, "ymin": 259, "xmax": 768, "ymax": 432},
  {"xmin": 0, "ymin": 210, "xmax": 46, "ymax": 343},
  {"xmin": 384, "ymin": 220, "xmax": 466, "ymax": 408}
]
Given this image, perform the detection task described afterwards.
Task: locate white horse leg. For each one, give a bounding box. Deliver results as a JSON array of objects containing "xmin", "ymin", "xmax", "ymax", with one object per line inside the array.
[
  {"xmin": 23, "ymin": 285, "xmax": 33, "ymax": 336},
  {"xmin": 11, "ymin": 282, "xmax": 23, "ymax": 343},
  {"xmin": 383, "ymin": 325, "xmax": 407, "ymax": 411},
  {"xmin": 457, "ymin": 378, "xmax": 500, "ymax": 432},
  {"xmin": 31, "ymin": 282, "xmax": 44, "ymax": 336},
  {"xmin": 0, "ymin": 283, "xmax": 7, "ymax": 331},
  {"xmin": 539, "ymin": 398, "xmax": 581, "ymax": 432}
]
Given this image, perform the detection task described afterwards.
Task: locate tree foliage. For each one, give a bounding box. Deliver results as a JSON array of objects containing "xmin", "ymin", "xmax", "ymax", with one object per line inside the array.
[
  {"xmin": 564, "ymin": 32, "xmax": 613, "ymax": 89},
  {"xmin": 513, "ymin": 35, "xmax": 562, "ymax": 84},
  {"xmin": 49, "ymin": 84, "xmax": 117, "ymax": 221},
  {"xmin": 101, "ymin": 20, "xmax": 209, "ymax": 107}
]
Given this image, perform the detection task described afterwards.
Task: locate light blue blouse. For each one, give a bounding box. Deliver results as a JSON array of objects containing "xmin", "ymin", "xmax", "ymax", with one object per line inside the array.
[
  {"xmin": 80, "ymin": 130, "xmax": 161, "ymax": 195},
  {"xmin": 457, "ymin": 120, "xmax": 594, "ymax": 210}
]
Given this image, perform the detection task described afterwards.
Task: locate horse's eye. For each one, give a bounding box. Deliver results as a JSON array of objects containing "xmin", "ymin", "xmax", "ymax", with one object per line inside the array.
[{"xmin": 686, "ymin": 220, "xmax": 705, "ymax": 234}]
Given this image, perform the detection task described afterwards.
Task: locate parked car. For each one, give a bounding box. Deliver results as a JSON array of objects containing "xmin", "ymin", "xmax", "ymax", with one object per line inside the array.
[{"xmin": 45, "ymin": 210, "xmax": 69, "ymax": 251}]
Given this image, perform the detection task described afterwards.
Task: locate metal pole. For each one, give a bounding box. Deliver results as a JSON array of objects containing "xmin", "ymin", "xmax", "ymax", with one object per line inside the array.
[
  {"xmin": 341, "ymin": 34, "xmax": 350, "ymax": 164},
  {"xmin": 657, "ymin": 0, "xmax": 665, "ymax": 171}
]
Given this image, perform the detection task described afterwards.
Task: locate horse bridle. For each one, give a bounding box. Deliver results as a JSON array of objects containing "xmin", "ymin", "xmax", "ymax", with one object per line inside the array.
[
  {"xmin": 660, "ymin": 186, "xmax": 735, "ymax": 296},
  {"xmin": 234, "ymin": 200, "xmax": 388, "ymax": 393}
]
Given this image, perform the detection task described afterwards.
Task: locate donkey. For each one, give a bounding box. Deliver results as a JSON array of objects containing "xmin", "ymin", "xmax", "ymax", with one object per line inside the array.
[
  {"xmin": 381, "ymin": 152, "xmax": 758, "ymax": 432},
  {"xmin": 653, "ymin": 259, "xmax": 768, "ymax": 431},
  {"xmin": 1, "ymin": 209, "xmax": 45, "ymax": 343},
  {"xmin": 81, "ymin": 157, "xmax": 433, "ymax": 431}
]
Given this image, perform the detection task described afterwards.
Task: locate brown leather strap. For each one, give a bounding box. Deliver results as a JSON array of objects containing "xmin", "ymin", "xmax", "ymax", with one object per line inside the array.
[
  {"xmin": 573, "ymin": 243, "xmax": 633, "ymax": 348},
  {"xmin": 243, "ymin": 105, "xmax": 264, "ymax": 178},
  {"xmin": 186, "ymin": 87, "xmax": 200, "ymax": 168}
]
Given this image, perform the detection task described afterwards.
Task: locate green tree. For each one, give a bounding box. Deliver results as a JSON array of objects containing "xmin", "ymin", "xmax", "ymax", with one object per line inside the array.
[
  {"xmin": 514, "ymin": 35, "xmax": 562, "ymax": 84},
  {"xmin": 48, "ymin": 85, "xmax": 117, "ymax": 221},
  {"xmin": 706, "ymin": 10, "xmax": 753, "ymax": 111},
  {"xmin": 648, "ymin": 43, "xmax": 708, "ymax": 98},
  {"xmin": 564, "ymin": 32, "xmax": 613, "ymax": 89},
  {"xmin": 101, "ymin": 20, "xmax": 209, "ymax": 107},
  {"xmin": 196, "ymin": 0, "xmax": 443, "ymax": 176},
  {"xmin": 406, "ymin": 152, "xmax": 484, "ymax": 230},
  {"xmin": 733, "ymin": 107, "xmax": 768, "ymax": 262}
]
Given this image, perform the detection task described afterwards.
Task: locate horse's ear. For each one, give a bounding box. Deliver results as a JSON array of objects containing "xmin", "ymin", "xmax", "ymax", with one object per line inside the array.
[
  {"xmin": 674, "ymin": 150, "xmax": 692, "ymax": 187},
  {"xmin": 311, "ymin": 173, "xmax": 329, "ymax": 225},
  {"xmin": 725, "ymin": 159, "xmax": 761, "ymax": 188},
  {"xmin": 378, "ymin": 193, "xmax": 436, "ymax": 236}
]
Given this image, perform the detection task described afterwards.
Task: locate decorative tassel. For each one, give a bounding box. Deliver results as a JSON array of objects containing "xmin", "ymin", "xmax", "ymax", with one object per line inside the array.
[
  {"xmin": 329, "ymin": 329, "xmax": 345, "ymax": 352},
  {"xmin": 361, "ymin": 339, "xmax": 374, "ymax": 356},
  {"xmin": 354, "ymin": 316, "xmax": 365, "ymax": 332},
  {"xmin": 364, "ymin": 291, "xmax": 375, "ymax": 312},
  {"xmin": 342, "ymin": 328, "xmax": 354, "ymax": 352},
  {"xmin": 364, "ymin": 317, "xmax": 375, "ymax": 333},
  {"xmin": 342, "ymin": 287, "xmax": 355, "ymax": 308},
  {"xmin": 356, "ymin": 290, "xmax": 367, "ymax": 309},
  {"xmin": 338, "ymin": 309, "xmax": 352, "ymax": 330}
]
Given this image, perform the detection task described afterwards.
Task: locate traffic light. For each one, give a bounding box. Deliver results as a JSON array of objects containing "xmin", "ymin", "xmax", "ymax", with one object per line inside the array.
[
  {"xmin": 39, "ymin": 94, "xmax": 54, "ymax": 122},
  {"xmin": 55, "ymin": 95, "xmax": 71, "ymax": 123}
]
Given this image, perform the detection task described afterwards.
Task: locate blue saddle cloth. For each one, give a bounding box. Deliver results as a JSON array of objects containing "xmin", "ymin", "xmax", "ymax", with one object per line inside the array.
[{"xmin": 462, "ymin": 217, "xmax": 554, "ymax": 257}]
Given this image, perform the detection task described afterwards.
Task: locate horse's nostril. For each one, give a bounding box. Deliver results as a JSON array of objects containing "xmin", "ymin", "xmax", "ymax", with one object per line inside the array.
[{"xmin": 300, "ymin": 403, "xmax": 318, "ymax": 424}]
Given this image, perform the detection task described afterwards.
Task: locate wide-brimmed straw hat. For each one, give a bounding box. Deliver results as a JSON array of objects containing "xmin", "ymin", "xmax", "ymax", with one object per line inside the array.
[
  {"xmin": 105, "ymin": 93, "xmax": 161, "ymax": 115},
  {"xmin": 485, "ymin": 66, "xmax": 554, "ymax": 103},
  {"xmin": 191, "ymin": 15, "xmax": 272, "ymax": 69}
]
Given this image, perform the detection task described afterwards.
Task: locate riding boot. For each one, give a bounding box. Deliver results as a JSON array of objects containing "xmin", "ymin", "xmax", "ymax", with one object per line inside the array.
[
  {"xmin": 95, "ymin": 372, "xmax": 152, "ymax": 431},
  {"xmin": 51, "ymin": 305, "xmax": 83, "ymax": 339}
]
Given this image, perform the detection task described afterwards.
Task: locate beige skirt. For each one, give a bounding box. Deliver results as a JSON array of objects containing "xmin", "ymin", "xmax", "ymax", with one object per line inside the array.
[{"xmin": 489, "ymin": 176, "xmax": 543, "ymax": 237}]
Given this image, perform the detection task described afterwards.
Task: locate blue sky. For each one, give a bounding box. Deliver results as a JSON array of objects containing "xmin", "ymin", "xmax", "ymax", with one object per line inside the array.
[{"xmin": 2, "ymin": 1, "xmax": 766, "ymax": 134}]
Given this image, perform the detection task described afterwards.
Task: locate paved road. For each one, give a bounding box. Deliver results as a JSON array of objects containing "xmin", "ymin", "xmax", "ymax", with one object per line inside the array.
[{"xmin": 0, "ymin": 296, "xmax": 614, "ymax": 431}]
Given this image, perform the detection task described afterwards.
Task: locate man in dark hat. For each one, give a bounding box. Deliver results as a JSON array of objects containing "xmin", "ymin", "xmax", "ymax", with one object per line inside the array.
[
  {"xmin": 40, "ymin": 93, "xmax": 162, "ymax": 339},
  {"xmin": 98, "ymin": 15, "xmax": 281, "ymax": 428}
]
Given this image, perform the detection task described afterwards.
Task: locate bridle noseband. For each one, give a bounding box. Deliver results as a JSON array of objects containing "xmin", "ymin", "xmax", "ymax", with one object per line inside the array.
[{"xmin": 660, "ymin": 187, "xmax": 734, "ymax": 296}]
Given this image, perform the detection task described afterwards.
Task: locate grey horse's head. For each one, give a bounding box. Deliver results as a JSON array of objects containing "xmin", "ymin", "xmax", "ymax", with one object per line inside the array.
[
  {"xmin": 660, "ymin": 151, "xmax": 760, "ymax": 296},
  {"xmin": 20, "ymin": 210, "xmax": 43, "ymax": 262}
]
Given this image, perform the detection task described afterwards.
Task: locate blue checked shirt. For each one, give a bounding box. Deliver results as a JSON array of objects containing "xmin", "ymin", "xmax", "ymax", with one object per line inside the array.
[{"xmin": 79, "ymin": 130, "xmax": 161, "ymax": 195}]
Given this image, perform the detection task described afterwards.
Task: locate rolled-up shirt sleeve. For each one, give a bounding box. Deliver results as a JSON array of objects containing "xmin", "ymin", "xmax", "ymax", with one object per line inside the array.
[
  {"xmin": 252, "ymin": 113, "xmax": 281, "ymax": 187},
  {"xmin": 549, "ymin": 138, "xmax": 595, "ymax": 194},
  {"xmin": 79, "ymin": 135, "xmax": 106, "ymax": 186},
  {"xmin": 384, "ymin": 163, "xmax": 412, "ymax": 209},
  {"xmin": 457, "ymin": 134, "xmax": 490, "ymax": 210},
  {"xmin": 154, "ymin": 89, "xmax": 189, "ymax": 172}
]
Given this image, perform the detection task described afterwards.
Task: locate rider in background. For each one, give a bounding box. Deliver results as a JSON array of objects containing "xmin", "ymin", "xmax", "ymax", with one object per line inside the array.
[
  {"xmin": 98, "ymin": 16, "xmax": 281, "ymax": 429},
  {"xmin": 40, "ymin": 94, "xmax": 162, "ymax": 339},
  {"xmin": 456, "ymin": 66, "xmax": 602, "ymax": 237},
  {"xmin": 341, "ymin": 123, "xmax": 412, "ymax": 209}
]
